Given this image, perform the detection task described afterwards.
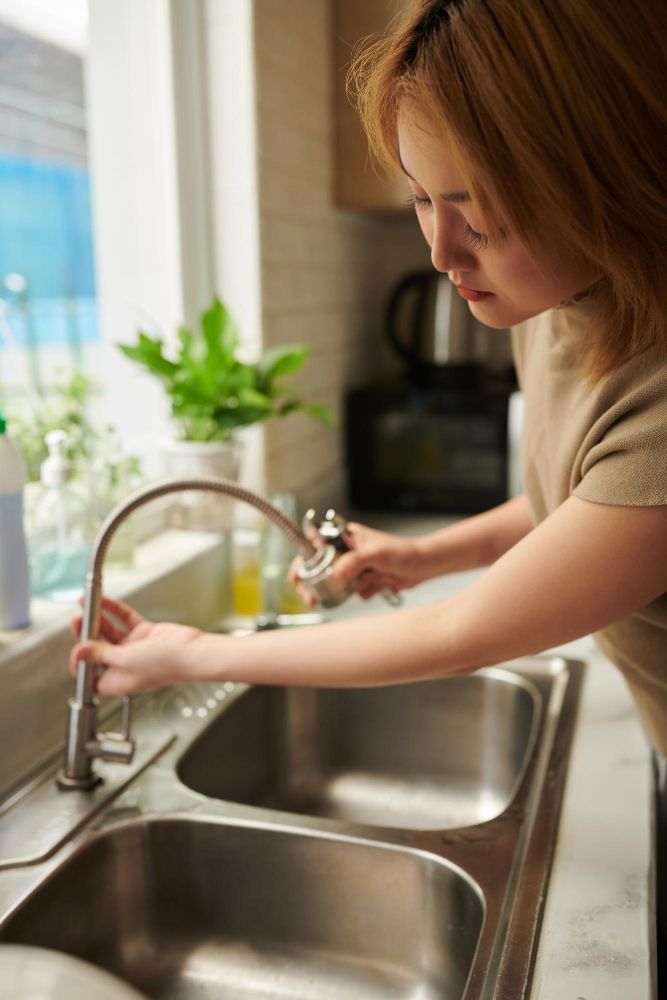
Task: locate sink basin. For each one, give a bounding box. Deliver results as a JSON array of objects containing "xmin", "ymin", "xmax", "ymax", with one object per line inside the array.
[
  {"xmin": 0, "ymin": 657, "xmax": 584, "ymax": 1000},
  {"xmin": 1, "ymin": 817, "xmax": 484, "ymax": 1000},
  {"xmin": 177, "ymin": 671, "xmax": 539, "ymax": 830}
]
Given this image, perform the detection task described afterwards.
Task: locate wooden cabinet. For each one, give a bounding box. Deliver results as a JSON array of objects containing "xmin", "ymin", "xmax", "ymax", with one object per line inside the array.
[{"xmin": 334, "ymin": 0, "xmax": 412, "ymax": 212}]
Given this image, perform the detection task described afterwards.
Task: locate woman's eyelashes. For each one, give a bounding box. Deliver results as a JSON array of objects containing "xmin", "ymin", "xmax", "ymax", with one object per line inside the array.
[
  {"xmin": 462, "ymin": 222, "xmax": 490, "ymax": 250},
  {"xmin": 406, "ymin": 191, "xmax": 431, "ymax": 210},
  {"xmin": 406, "ymin": 192, "xmax": 496, "ymax": 251}
]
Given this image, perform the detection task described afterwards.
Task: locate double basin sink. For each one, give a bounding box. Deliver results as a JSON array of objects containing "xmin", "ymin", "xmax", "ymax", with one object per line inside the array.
[{"xmin": 0, "ymin": 653, "xmax": 583, "ymax": 999}]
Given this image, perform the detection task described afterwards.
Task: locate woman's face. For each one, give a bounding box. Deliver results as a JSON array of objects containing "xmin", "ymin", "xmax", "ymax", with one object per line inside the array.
[{"xmin": 398, "ymin": 116, "xmax": 601, "ymax": 328}]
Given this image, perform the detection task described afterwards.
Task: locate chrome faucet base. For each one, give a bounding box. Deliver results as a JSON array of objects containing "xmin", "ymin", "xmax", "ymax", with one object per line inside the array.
[
  {"xmin": 56, "ymin": 770, "xmax": 102, "ymax": 792},
  {"xmin": 1, "ymin": 724, "xmax": 174, "ymax": 870}
]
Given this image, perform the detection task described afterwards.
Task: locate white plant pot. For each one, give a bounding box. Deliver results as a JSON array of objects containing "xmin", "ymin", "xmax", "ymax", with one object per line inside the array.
[{"xmin": 161, "ymin": 438, "xmax": 243, "ymax": 532}]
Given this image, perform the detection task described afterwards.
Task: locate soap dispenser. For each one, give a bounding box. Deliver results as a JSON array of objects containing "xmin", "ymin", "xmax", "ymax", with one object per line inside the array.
[
  {"xmin": 30, "ymin": 430, "xmax": 91, "ymax": 602},
  {"xmin": 0, "ymin": 407, "xmax": 31, "ymax": 628}
]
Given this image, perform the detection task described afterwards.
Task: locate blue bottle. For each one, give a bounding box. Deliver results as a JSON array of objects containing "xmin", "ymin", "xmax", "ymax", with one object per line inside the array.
[{"xmin": 0, "ymin": 408, "xmax": 31, "ymax": 628}]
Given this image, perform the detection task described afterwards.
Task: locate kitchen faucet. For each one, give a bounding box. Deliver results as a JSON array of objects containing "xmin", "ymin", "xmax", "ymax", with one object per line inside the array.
[{"xmin": 57, "ymin": 476, "xmax": 356, "ymax": 791}]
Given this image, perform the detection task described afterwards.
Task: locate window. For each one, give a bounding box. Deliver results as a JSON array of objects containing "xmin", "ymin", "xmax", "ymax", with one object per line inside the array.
[
  {"xmin": 0, "ymin": 1, "xmax": 245, "ymax": 485},
  {"xmin": 0, "ymin": 1, "xmax": 97, "ymax": 396}
]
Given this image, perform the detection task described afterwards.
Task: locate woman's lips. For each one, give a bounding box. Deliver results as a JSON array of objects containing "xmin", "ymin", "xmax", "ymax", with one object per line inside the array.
[{"xmin": 455, "ymin": 284, "xmax": 493, "ymax": 302}]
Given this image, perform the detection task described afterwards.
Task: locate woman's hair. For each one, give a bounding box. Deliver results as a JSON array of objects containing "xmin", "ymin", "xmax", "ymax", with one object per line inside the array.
[{"xmin": 350, "ymin": 0, "xmax": 667, "ymax": 379}]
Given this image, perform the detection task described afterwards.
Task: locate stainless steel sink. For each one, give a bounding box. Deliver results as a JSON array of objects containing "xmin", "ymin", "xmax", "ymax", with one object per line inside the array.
[
  {"xmin": 0, "ymin": 654, "xmax": 584, "ymax": 1000},
  {"xmin": 1, "ymin": 816, "xmax": 484, "ymax": 1000},
  {"xmin": 177, "ymin": 671, "xmax": 539, "ymax": 830}
]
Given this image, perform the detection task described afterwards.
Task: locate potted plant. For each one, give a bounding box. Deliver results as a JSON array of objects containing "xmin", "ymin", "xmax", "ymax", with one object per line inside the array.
[
  {"xmin": 120, "ymin": 296, "xmax": 335, "ymax": 530},
  {"xmin": 7, "ymin": 372, "xmax": 141, "ymax": 567}
]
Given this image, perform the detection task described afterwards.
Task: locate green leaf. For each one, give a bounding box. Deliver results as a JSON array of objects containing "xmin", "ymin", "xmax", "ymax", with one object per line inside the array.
[
  {"xmin": 218, "ymin": 362, "xmax": 254, "ymax": 396},
  {"xmin": 120, "ymin": 334, "xmax": 178, "ymax": 380},
  {"xmin": 300, "ymin": 402, "xmax": 337, "ymax": 427},
  {"xmin": 276, "ymin": 399, "xmax": 302, "ymax": 418},
  {"xmin": 212, "ymin": 406, "xmax": 271, "ymax": 432},
  {"xmin": 277, "ymin": 399, "xmax": 337, "ymax": 427},
  {"xmin": 169, "ymin": 380, "xmax": 216, "ymax": 407},
  {"xmin": 201, "ymin": 297, "xmax": 237, "ymax": 365},
  {"xmin": 236, "ymin": 387, "xmax": 272, "ymax": 410},
  {"xmin": 256, "ymin": 344, "xmax": 309, "ymax": 388},
  {"xmin": 265, "ymin": 378, "xmax": 307, "ymax": 400},
  {"xmin": 177, "ymin": 326, "xmax": 196, "ymax": 363}
]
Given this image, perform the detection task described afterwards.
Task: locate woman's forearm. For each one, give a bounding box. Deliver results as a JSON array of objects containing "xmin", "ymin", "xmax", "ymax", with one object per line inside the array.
[
  {"xmin": 189, "ymin": 494, "xmax": 667, "ymax": 693},
  {"xmin": 193, "ymin": 598, "xmax": 467, "ymax": 688},
  {"xmin": 414, "ymin": 493, "xmax": 534, "ymax": 579},
  {"xmin": 187, "ymin": 495, "xmax": 536, "ymax": 689}
]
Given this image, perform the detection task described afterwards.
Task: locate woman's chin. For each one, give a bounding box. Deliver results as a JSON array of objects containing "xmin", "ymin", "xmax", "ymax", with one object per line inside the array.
[
  {"xmin": 467, "ymin": 297, "xmax": 535, "ymax": 329},
  {"xmin": 467, "ymin": 297, "xmax": 509, "ymax": 328}
]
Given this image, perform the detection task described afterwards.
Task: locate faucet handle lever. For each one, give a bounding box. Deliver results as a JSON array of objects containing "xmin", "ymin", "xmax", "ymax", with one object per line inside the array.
[
  {"xmin": 121, "ymin": 695, "xmax": 132, "ymax": 741},
  {"xmin": 95, "ymin": 696, "xmax": 135, "ymax": 765}
]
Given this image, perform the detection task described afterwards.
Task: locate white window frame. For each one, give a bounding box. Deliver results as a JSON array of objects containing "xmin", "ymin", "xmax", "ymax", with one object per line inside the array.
[{"xmin": 86, "ymin": 0, "xmax": 265, "ymax": 488}]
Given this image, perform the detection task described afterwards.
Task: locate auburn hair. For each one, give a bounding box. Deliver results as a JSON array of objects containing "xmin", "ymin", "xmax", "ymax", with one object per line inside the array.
[{"xmin": 350, "ymin": 0, "xmax": 667, "ymax": 379}]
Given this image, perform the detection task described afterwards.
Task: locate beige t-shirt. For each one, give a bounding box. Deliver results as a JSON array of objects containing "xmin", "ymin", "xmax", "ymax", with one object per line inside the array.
[{"xmin": 511, "ymin": 300, "xmax": 667, "ymax": 754}]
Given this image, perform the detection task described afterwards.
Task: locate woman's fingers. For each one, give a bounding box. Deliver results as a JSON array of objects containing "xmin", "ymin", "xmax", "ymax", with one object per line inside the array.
[
  {"xmin": 70, "ymin": 640, "xmax": 142, "ymax": 697},
  {"xmin": 96, "ymin": 666, "xmax": 139, "ymax": 697},
  {"xmin": 98, "ymin": 596, "xmax": 145, "ymax": 631},
  {"xmin": 294, "ymin": 582, "xmax": 317, "ymax": 608},
  {"xmin": 70, "ymin": 595, "xmax": 144, "ymax": 641},
  {"xmin": 70, "ymin": 638, "xmax": 128, "ymax": 677},
  {"xmin": 332, "ymin": 548, "xmax": 373, "ymax": 582},
  {"xmin": 357, "ymin": 573, "xmax": 396, "ymax": 601},
  {"xmin": 69, "ymin": 611, "xmax": 129, "ymax": 645},
  {"xmin": 98, "ymin": 612, "xmax": 129, "ymax": 644},
  {"xmin": 296, "ymin": 584, "xmax": 317, "ymax": 608},
  {"xmin": 288, "ymin": 556, "xmax": 302, "ymax": 583}
]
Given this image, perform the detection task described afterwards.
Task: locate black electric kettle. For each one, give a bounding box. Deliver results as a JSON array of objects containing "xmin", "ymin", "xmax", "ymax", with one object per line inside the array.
[{"xmin": 386, "ymin": 271, "xmax": 483, "ymax": 388}]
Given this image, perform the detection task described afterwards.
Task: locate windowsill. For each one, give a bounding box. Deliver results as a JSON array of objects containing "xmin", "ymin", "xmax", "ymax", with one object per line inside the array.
[{"xmin": 0, "ymin": 527, "xmax": 228, "ymax": 666}]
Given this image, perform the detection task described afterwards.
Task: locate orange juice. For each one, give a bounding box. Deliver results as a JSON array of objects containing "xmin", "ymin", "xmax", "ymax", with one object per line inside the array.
[{"xmin": 232, "ymin": 529, "xmax": 264, "ymax": 616}]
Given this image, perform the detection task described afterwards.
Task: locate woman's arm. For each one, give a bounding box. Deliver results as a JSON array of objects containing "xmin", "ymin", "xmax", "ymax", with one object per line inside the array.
[
  {"xmin": 72, "ymin": 495, "xmax": 667, "ymax": 694},
  {"xmin": 412, "ymin": 493, "xmax": 535, "ymax": 577}
]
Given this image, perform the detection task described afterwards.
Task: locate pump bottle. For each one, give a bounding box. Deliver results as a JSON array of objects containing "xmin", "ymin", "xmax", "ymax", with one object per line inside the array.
[{"xmin": 30, "ymin": 430, "xmax": 90, "ymax": 602}]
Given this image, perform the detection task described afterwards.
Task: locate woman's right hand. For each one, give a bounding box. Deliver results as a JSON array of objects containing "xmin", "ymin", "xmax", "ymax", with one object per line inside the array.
[
  {"xmin": 288, "ymin": 523, "xmax": 425, "ymax": 606},
  {"xmin": 69, "ymin": 595, "xmax": 205, "ymax": 695}
]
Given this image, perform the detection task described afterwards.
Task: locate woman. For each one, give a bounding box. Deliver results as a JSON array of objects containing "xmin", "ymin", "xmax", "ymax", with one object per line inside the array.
[{"xmin": 71, "ymin": 0, "xmax": 667, "ymax": 761}]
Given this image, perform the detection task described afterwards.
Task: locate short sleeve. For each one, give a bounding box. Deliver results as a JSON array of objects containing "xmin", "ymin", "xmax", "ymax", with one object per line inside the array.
[{"xmin": 573, "ymin": 368, "xmax": 667, "ymax": 506}]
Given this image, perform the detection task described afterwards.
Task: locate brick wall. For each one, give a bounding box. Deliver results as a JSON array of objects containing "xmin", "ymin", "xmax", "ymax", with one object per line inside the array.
[{"xmin": 253, "ymin": 0, "xmax": 431, "ymax": 505}]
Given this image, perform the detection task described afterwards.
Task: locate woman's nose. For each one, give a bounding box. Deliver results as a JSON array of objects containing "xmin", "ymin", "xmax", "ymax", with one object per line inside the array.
[{"xmin": 430, "ymin": 222, "xmax": 470, "ymax": 274}]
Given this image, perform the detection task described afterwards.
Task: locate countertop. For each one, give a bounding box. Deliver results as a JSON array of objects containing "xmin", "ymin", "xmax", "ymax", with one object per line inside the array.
[{"xmin": 324, "ymin": 512, "xmax": 655, "ymax": 1000}]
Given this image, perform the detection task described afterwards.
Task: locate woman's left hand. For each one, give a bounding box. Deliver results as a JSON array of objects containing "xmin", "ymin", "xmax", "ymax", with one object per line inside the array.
[{"xmin": 70, "ymin": 595, "xmax": 205, "ymax": 696}]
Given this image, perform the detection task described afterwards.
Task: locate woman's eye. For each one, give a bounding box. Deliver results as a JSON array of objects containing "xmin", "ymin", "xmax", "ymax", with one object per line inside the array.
[
  {"xmin": 406, "ymin": 191, "xmax": 432, "ymax": 211},
  {"xmin": 407, "ymin": 193, "xmax": 504, "ymax": 251},
  {"xmin": 462, "ymin": 222, "xmax": 490, "ymax": 250}
]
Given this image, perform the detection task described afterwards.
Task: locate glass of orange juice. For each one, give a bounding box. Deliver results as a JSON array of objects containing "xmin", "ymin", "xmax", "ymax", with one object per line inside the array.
[{"xmin": 231, "ymin": 528, "xmax": 264, "ymax": 616}]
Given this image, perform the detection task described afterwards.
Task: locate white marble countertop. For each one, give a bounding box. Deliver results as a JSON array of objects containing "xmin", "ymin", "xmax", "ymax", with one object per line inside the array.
[{"xmin": 323, "ymin": 511, "xmax": 655, "ymax": 1000}]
